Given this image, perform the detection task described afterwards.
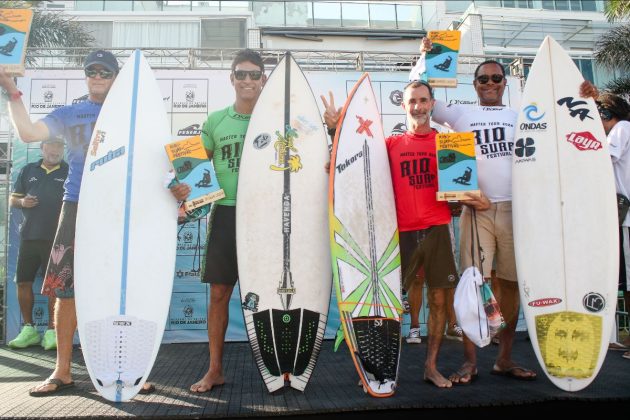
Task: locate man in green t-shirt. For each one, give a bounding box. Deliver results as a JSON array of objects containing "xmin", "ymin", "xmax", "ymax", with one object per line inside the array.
[{"xmin": 171, "ymin": 49, "xmax": 267, "ymax": 393}]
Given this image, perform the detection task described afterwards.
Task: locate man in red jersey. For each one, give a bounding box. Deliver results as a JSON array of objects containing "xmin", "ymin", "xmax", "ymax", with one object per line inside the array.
[{"xmin": 386, "ymin": 80, "xmax": 488, "ymax": 387}]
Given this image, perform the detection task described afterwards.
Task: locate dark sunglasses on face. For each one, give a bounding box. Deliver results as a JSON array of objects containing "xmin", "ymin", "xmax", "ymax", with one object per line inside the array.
[
  {"xmin": 598, "ymin": 107, "xmax": 613, "ymax": 121},
  {"xmin": 476, "ymin": 74, "xmax": 504, "ymax": 84},
  {"xmin": 233, "ymin": 70, "xmax": 263, "ymax": 81},
  {"xmin": 85, "ymin": 68, "xmax": 114, "ymax": 79}
]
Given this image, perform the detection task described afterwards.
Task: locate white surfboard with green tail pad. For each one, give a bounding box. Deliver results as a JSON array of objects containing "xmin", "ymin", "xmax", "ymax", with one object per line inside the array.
[{"xmin": 328, "ymin": 73, "xmax": 403, "ymax": 398}]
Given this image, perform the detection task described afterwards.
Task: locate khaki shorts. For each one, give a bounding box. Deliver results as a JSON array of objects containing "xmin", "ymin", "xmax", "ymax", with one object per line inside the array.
[
  {"xmin": 459, "ymin": 201, "xmax": 517, "ymax": 282},
  {"xmin": 400, "ymin": 224, "xmax": 458, "ymax": 290}
]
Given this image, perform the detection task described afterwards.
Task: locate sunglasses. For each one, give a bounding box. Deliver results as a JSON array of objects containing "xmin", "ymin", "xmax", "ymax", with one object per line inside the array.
[
  {"xmin": 476, "ymin": 74, "xmax": 504, "ymax": 84},
  {"xmin": 233, "ymin": 70, "xmax": 263, "ymax": 81},
  {"xmin": 598, "ymin": 107, "xmax": 613, "ymax": 121},
  {"xmin": 85, "ymin": 68, "xmax": 114, "ymax": 79}
]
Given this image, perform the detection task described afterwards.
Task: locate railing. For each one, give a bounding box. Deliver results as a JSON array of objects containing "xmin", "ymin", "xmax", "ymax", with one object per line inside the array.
[{"xmin": 24, "ymin": 47, "xmax": 549, "ymax": 75}]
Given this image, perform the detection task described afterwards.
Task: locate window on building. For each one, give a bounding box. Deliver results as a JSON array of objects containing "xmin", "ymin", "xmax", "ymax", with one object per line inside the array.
[
  {"xmin": 342, "ymin": 2, "xmax": 369, "ymax": 28},
  {"xmin": 369, "ymin": 3, "xmax": 397, "ymax": 29},
  {"xmin": 474, "ymin": 1, "xmax": 502, "ymax": 6},
  {"xmin": 162, "ymin": 1, "xmax": 192, "ymax": 11},
  {"xmin": 113, "ymin": 21, "xmax": 199, "ymax": 48},
  {"xmin": 253, "ymin": 2, "xmax": 285, "ymax": 26},
  {"xmin": 192, "ymin": 1, "xmax": 221, "ymax": 11},
  {"xmin": 285, "ymin": 2, "xmax": 312, "ymax": 27},
  {"xmin": 133, "ymin": 1, "xmax": 163, "ymax": 11},
  {"xmin": 555, "ymin": 0, "xmax": 570, "ymax": 10},
  {"xmin": 219, "ymin": 1, "xmax": 250, "ymax": 12},
  {"xmin": 200, "ymin": 18, "xmax": 246, "ymax": 48},
  {"xmin": 581, "ymin": 0, "xmax": 597, "ymax": 11},
  {"xmin": 574, "ymin": 59, "xmax": 594, "ymax": 83},
  {"xmin": 542, "ymin": 0, "xmax": 555, "ymax": 9},
  {"xmin": 75, "ymin": 0, "xmax": 104, "ymax": 11},
  {"xmin": 570, "ymin": 0, "xmax": 582, "ymax": 11},
  {"xmin": 313, "ymin": 2, "xmax": 341, "ymax": 27},
  {"xmin": 397, "ymin": 4, "xmax": 422, "ymax": 29},
  {"xmin": 446, "ymin": 1, "xmax": 472, "ymax": 12},
  {"xmin": 516, "ymin": 0, "xmax": 533, "ymax": 8},
  {"xmin": 79, "ymin": 21, "xmax": 113, "ymax": 48},
  {"xmin": 104, "ymin": 0, "xmax": 133, "ymax": 11},
  {"xmin": 503, "ymin": 0, "xmax": 516, "ymax": 7}
]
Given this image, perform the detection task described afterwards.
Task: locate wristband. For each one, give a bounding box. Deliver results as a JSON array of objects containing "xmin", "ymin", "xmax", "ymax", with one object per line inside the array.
[{"xmin": 8, "ymin": 90, "xmax": 22, "ymax": 101}]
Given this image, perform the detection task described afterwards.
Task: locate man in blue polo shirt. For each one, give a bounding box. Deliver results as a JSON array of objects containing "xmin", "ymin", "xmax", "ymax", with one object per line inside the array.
[{"xmin": 8, "ymin": 137, "xmax": 67, "ymax": 351}]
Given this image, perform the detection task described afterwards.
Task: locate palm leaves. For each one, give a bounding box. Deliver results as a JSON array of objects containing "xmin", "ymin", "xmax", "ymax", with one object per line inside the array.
[{"xmin": 595, "ymin": 0, "xmax": 630, "ymax": 97}]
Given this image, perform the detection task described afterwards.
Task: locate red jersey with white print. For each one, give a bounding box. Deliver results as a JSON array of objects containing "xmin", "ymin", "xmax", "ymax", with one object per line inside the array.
[{"xmin": 386, "ymin": 131, "xmax": 451, "ymax": 231}]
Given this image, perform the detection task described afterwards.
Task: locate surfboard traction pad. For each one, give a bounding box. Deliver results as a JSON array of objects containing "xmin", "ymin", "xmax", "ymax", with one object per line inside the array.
[
  {"xmin": 245, "ymin": 308, "xmax": 327, "ymax": 392},
  {"xmin": 84, "ymin": 315, "xmax": 156, "ymax": 389},
  {"xmin": 342, "ymin": 313, "xmax": 400, "ymax": 396},
  {"xmin": 535, "ymin": 311, "xmax": 602, "ymax": 379}
]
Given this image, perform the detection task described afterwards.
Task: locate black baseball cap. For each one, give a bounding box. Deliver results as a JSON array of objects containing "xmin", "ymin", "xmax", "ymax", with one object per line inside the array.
[{"xmin": 84, "ymin": 50, "xmax": 119, "ymax": 73}]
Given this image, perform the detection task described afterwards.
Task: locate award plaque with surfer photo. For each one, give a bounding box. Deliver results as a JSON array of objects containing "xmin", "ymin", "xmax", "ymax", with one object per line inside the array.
[{"xmin": 165, "ymin": 135, "xmax": 224, "ymax": 211}]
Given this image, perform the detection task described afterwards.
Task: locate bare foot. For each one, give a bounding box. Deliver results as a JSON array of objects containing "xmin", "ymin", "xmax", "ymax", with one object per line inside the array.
[
  {"xmin": 449, "ymin": 363, "xmax": 478, "ymax": 385},
  {"xmin": 190, "ymin": 371, "xmax": 225, "ymax": 393},
  {"xmin": 423, "ymin": 367, "xmax": 452, "ymax": 388}
]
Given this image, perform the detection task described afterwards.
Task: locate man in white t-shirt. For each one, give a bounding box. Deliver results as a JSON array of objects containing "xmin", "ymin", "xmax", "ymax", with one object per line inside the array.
[
  {"xmin": 415, "ymin": 37, "xmax": 599, "ymax": 383},
  {"xmin": 598, "ymin": 92, "xmax": 630, "ymax": 355}
]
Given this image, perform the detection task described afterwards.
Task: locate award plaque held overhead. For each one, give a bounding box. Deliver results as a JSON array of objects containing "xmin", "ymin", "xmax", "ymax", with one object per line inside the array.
[{"xmin": 0, "ymin": 8, "xmax": 33, "ymax": 76}]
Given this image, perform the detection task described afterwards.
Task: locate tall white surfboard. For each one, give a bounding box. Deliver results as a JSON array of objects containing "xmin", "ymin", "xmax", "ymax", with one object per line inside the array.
[
  {"xmin": 236, "ymin": 53, "xmax": 331, "ymax": 392},
  {"xmin": 512, "ymin": 36, "xmax": 618, "ymax": 392},
  {"xmin": 75, "ymin": 50, "xmax": 178, "ymax": 402},
  {"xmin": 329, "ymin": 73, "xmax": 402, "ymax": 397}
]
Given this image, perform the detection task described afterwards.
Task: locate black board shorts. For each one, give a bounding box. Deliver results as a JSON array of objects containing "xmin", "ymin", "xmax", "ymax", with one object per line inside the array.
[
  {"xmin": 202, "ymin": 204, "xmax": 238, "ymax": 286},
  {"xmin": 16, "ymin": 240, "xmax": 54, "ymax": 284}
]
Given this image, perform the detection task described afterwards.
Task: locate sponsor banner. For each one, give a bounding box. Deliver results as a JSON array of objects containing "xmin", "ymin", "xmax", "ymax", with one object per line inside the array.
[
  {"xmin": 172, "ymin": 79, "xmax": 208, "ymax": 113},
  {"xmin": 29, "ymin": 79, "xmax": 67, "ymax": 113},
  {"xmin": 167, "ymin": 292, "xmax": 209, "ymax": 330}
]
